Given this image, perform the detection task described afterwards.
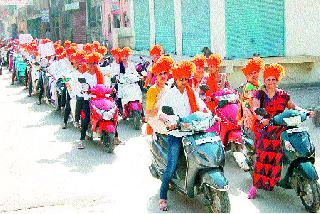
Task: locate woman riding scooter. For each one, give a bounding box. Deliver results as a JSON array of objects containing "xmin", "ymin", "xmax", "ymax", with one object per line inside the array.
[
  {"xmin": 145, "ymin": 55, "xmax": 175, "ymax": 135},
  {"xmin": 157, "ymin": 60, "xmax": 209, "ymax": 211},
  {"xmin": 247, "ymin": 63, "xmax": 315, "ymax": 199}
]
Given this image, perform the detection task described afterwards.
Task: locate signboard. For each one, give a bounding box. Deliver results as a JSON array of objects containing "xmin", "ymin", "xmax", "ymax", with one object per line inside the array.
[
  {"xmin": 0, "ymin": 0, "xmax": 33, "ymax": 5},
  {"xmin": 65, "ymin": 2, "xmax": 80, "ymax": 11},
  {"xmin": 19, "ymin": 34, "xmax": 33, "ymax": 44},
  {"xmin": 38, "ymin": 42, "xmax": 55, "ymax": 58}
]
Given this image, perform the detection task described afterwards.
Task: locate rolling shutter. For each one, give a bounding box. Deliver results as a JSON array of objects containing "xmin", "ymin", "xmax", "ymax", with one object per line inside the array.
[
  {"xmin": 181, "ymin": 0, "xmax": 211, "ymax": 56},
  {"xmin": 225, "ymin": 0, "xmax": 285, "ymax": 59},
  {"xmin": 154, "ymin": 0, "xmax": 176, "ymax": 54},
  {"xmin": 134, "ymin": 0, "xmax": 150, "ymax": 51}
]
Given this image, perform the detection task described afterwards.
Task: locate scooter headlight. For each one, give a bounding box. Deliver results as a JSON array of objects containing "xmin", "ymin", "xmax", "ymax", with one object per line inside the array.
[{"xmin": 284, "ymin": 141, "xmax": 296, "ymax": 152}]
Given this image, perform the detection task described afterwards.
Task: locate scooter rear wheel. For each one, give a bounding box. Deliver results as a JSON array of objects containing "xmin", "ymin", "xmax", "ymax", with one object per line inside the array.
[
  {"xmin": 299, "ymin": 180, "xmax": 320, "ymax": 212},
  {"xmin": 132, "ymin": 110, "xmax": 142, "ymax": 130},
  {"xmin": 101, "ymin": 131, "xmax": 116, "ymax": 153}
]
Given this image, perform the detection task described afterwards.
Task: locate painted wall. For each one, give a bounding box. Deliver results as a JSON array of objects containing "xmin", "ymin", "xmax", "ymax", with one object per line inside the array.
[{"xmin": 285, "ymin": 0, "xmax": 320, "ymax": 56}]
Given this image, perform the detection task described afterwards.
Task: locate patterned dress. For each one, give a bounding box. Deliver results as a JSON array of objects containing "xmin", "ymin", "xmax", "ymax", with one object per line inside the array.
[{"xmin": 253, "ymin": 88, "xmax": 290, "ymax": 190}]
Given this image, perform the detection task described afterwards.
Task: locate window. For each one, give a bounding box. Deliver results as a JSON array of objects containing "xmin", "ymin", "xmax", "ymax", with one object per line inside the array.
[{"xmin": 113, "ymin": 14, "xmax": 120, "ymax": 28}]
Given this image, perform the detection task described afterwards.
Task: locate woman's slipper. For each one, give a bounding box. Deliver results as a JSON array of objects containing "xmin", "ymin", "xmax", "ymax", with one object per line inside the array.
[
  {"xmin": 159, "ymin": 199, "xmax": 168, "ymax": 211},
  {"xmin": 247, "ymin": 186, "xmax": 257, "ymax": 199}
]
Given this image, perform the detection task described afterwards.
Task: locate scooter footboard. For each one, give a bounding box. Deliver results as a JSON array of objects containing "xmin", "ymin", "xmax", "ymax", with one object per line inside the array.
[
  {"xmin": 297, "ymin": 162, "xmax": 319, "ymax": 181},
  {"xmin": 201, "ymin": 169, "xmax": 229, "ymax": 191}
]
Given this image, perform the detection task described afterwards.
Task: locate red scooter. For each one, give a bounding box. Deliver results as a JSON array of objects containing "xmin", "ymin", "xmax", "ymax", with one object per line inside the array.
[
  {"xmin": 205, "ymin": 88, "xmax": 248, "ymax": 169},
  {"xmin": 88, "ymin": 84, "xmax": 118, "ymax": 153}
]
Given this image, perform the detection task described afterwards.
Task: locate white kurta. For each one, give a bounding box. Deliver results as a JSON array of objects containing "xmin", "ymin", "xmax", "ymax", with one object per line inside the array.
[{"xmin": 158, "ymin": 86, "xmax": 207, "ymax": 118}]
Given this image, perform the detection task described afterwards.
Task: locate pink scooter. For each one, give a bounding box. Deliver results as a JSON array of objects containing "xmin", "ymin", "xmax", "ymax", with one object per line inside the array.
[
  {"xmin": 206, "ymin": 88, "xmax": 247, "ymax": 168},
  {"xmin": 88, "ymin": 84, "xmax": 118, "ymax": 153}
]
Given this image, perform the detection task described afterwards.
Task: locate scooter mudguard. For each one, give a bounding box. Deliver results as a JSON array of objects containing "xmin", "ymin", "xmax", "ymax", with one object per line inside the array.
[
  {"xmin": 201, "ymin": 168, "xmax": 229, "ymax": 191},
  {"xmin": 98, "ymin": 121, "xmax": 116, "ymax": 134},
  {"xmin": 128, "ymin": 101, "xmax": 142, "ymax": 111},
  {"xmin": 228, "ymin": 130, "xmax": 243, "ymax": 145},
  {"xmin": 297, "ymin": 162, "xmax": 319, "ymax": 181}
]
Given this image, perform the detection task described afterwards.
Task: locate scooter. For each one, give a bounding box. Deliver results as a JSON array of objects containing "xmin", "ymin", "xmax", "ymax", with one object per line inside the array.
[
  {"xmin": 15, "ymin": 56, "xmax": 27, "ymax": 84},
  {"xmin": 149, "ymin": 107, "xmax": 230, "ymax": 213},
  {"xmin": 206, "ymin": 88, "xmax": 247, "ymax": 169},
  {"xmin": 135, "ymin": 56, "xmax": 150, "ymax": 91},
  {"xmin": 87, "ymin": 84, "xmax": 119, "ymax": 153},
  {"xmin": 244, "ymin": 108, "xmax": 320, "ymax": 212},
  {"xmin": 118, "ymin": 73, "xmax": 143, "ymax": 130}
]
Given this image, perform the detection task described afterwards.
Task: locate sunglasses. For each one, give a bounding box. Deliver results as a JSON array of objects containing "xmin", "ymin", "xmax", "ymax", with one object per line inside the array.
[
  {"xmin": 178, "ymin": 78, "xmax": 190, "ymax": 82},
  {"xmin": 158, "ymin": 72, "xmax": 168, "ymax": 76}
]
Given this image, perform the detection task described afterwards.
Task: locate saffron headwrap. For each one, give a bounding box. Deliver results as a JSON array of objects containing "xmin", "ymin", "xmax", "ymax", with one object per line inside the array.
[
  {"xmin": 242, "ymin": 57, "xmax": 265, "ymax": 76},
  {"xmin": 264, "ymin": 63, "xmax": 285, "ymax": 81}
]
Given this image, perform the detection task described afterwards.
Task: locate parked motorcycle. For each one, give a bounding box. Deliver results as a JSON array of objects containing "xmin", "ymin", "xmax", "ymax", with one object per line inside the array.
[
  {"xmin": 149, "ymin": 106, "xmax": 230, "ymax": 213},
  {"xmin": 244, "ymin": 108, "xmax": 320, "ymax": 212},
  {"xmin": 87, "ymin": 84, "xmax": 119, "ymax": 153},
  {"xmin": 205, "ymin": 88, "xmax": 247, "ymax": 169},
  {"xmin": 118, "ymin": 73, "xmax": 143, "ymax": 130}
]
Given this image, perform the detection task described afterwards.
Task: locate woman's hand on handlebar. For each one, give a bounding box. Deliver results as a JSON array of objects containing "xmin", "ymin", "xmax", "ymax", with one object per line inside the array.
[{"xmin": 308, "ymin": 111, "xmax": 316, "ymax": 118}]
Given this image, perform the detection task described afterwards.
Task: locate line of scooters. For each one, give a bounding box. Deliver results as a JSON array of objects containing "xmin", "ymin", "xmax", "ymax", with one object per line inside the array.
[{"xmin": 4, "ymin": 51, "xmax": 320, "ymax": 213}]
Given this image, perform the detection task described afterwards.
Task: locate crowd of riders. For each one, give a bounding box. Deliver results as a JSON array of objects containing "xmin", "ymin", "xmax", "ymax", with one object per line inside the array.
[{"xmin": 0, "ymin": 37, "xmax": 318, "ymax": 212}]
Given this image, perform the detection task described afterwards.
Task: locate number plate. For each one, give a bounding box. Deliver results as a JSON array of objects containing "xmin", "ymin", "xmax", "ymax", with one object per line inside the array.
[{"xmin": 195, "ymin": 135, "xmax": 221, "ymax": 145}]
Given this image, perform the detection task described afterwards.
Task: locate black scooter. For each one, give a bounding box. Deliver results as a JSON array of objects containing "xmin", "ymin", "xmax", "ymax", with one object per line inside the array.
[
  {"xmin": 149, "ymin": 107, "xmax": 230, "ymax": 213},
  {"xmin": 243, "ymin": 108, "xmax": 320, "ymax": 212}
]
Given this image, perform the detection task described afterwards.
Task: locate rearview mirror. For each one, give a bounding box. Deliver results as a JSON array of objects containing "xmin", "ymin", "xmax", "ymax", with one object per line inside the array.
[
  {"xmin": 218, "ymin": 100, "xmax": 228, "ymax": 108},
  {"xmin": 199, "ymin": 84, "xmax": 210, "ymax": 91},
  {"xmin": 255, "ymin": 108, "xmax": 267, "ymax": 117},
  {"xmin": 162, "ymin": 106, "xmax": 175, "ymax": 115}
]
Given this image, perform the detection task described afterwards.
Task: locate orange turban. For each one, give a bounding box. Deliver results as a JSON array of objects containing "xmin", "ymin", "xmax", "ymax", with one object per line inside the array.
[
  {"xmin": 40, "ymin": 38, "xmax": 51, "ymax": 44},
  {"xmin": 242, "ymin": 57, "xmax": 265, "ymax": 76},
  {"xmin": 121, "ymin": 47, "xmax": 132, "ymax": 57},
  {"xmin": 149, "ymin": 45, "xmax": 163, "ymax": 56},
  {"xmin": 75, "ymin": 50, "xmax": 86, "ymax": 63},
  {"xmin": 83, "ymin": 43, "xmax": 93, "ymax": 54},
  {"xmin": 264, "ymin": 63, "xmax": 285, "ymax": 81},
  {"xmin": 111, "ymin": 47, "xmax": 121, "ymax": 57},
  {"xmin": 66, "ymin": 46, "xmax": 77, "ymax": 56},
  {"xmin": 85, "ymin": 52, "xmax": 102, "ymax": 64},
  {"xmin": 207, "ymin": 54, "xmax": 222, "ymax": 68},
  {"xmin": 63, "ymin": 40, "xmax": 71, "ymax": 49},
  {"xmin": 97, "ymin": 46, "xmax": 108, "ymax": 55},
  {"xmin": 152, "ymin": 55, "xmax": 175, "ymax": 75},
  {"xmin": 192, "ymin": 54, "xmax": 207, "ymax": 69},
  {"xmin": 172, "ymin": 61, "xmax": 196, "ymax": 80}
]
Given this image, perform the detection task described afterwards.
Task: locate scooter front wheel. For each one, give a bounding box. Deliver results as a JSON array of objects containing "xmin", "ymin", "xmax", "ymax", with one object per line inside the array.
[
  {"xmin": 101, "ymin": 131, "xmax": 116, "ymax": 153},
  {"xmin": 299, "ymin": 180, "xmax": 320, "ymax": 212},
  {"xmin": 132, "ymin": 110, "xmax": 142, "ymax": 130},
  {"xmin": 206, "ymin": 187, "xmax": 230, "ymax": 213}
]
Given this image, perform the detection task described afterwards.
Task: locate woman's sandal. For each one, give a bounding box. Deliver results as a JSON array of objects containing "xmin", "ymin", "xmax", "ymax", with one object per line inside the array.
[
  {"xmin": 247, "ymin": 186, "xmax": 257, "ymax": 199},
  {"xmin": 159, "ymin": 199, "xmax": 168, "ymax": 211}
]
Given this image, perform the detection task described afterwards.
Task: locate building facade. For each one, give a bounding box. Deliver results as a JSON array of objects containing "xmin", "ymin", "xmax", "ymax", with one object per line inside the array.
[{"xmin": 133, "ymin": 0, "xmax": 320, "ymax": 59}]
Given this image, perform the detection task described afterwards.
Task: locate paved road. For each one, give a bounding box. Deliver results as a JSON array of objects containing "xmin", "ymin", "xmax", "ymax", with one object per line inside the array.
[{"xmin": 0, "ymin": 68, "xmax": 319, "ymax": 213}]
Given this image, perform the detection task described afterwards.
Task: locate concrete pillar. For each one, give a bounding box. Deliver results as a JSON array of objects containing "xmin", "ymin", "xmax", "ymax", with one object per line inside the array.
[
  {"xmin": 149, "ymin": 0, "xmax": 155, "ymax": 48},
  {"xmin": 210, "ymin": 0, "xmax": 226, "ymax": 57},
  {"xmin": 174, "ymin": 0, "xmax": 182, "ymax": 56}
]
